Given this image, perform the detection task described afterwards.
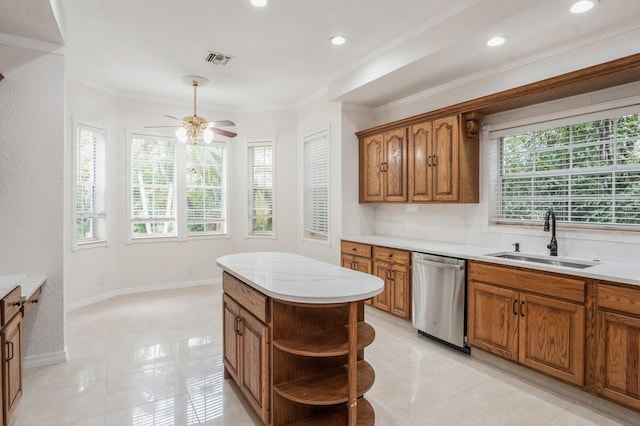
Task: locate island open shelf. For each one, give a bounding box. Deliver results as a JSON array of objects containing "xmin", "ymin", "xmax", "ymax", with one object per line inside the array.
[{"xmin": 217, "ymin": 252, "xmax": 384, "ymax": 426}]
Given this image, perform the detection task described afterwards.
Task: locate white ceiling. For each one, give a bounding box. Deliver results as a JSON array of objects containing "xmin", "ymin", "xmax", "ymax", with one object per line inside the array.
[{"xmin": 2, "ymin": 0, "xmax": 640, "ymax": 111}]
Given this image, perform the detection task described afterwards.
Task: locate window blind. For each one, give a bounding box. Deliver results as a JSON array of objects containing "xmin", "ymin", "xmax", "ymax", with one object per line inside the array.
[
  {"xmin": 75, "ymin": 123, "xmax": 106, "ymax": 242},
  {"xmin": 130, "ymin": 135, "xmax": 176, "ymax": 237},
  {"xmin": 186, "ymin": 143, "xmax": 226, "ymax": 234},
  {"xmin": 248, "ymin": 140, "xmax": 274, "ymax": 235},
  {"xmin": 303, "ymin": 130, "xmax": 329, "ymax": 241},
  {"xmin": 489, "ymin": 107, "xmax": 640, "ymax": 229}
]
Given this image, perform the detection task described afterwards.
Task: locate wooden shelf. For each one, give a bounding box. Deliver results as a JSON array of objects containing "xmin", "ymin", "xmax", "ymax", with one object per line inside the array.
[
  {"xmin": 274, "ymin": 360, "xmax": 374, "ymax": 405},
  {"xmin": 273, "ymin": 322, "xmax": 375, "ymax": 357},
  {"xmin": 286, "ymin": 398, "xmax": 375, "ymax": 426}
]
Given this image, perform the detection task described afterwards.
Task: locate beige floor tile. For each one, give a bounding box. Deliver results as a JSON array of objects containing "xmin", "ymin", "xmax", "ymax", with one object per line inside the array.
[
  {"xmin": 105, "ymin": 393, "xmax": 198, "ymax": 426},
  {"xmin": 27, "ymin": 355, "xmax": 108, "ymax": 394}
]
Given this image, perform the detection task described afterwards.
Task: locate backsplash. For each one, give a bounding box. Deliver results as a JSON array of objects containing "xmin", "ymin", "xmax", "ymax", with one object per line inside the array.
[{"xmin": 373, "ymin": 203, "xmax": 640, "ymax": 264}]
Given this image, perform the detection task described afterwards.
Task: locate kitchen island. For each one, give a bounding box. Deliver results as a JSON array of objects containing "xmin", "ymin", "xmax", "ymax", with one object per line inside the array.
[{"xmin": 216, "ymin": 252, "xmax": 384, "ymax": 426}]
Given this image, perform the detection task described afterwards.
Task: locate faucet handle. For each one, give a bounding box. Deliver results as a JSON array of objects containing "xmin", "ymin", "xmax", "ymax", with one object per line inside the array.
[{"xmin": 512, "ymin": 242, "xmax": 520, "ymax": 252}]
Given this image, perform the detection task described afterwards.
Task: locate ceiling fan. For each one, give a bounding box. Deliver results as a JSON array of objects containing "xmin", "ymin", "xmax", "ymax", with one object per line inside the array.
[{"xmin": 145, "ymin": 75, "xmax": 237, "ymax": 144}]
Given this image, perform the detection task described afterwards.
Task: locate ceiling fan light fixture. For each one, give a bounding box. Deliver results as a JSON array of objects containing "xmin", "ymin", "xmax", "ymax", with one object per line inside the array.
[
  {"xmin": 203, "ymin": 127, "xmax": 214, "ymax": 143},
  {"xmin": 176, "ymin": 127, "xmax": 188, "ymax": 143}
]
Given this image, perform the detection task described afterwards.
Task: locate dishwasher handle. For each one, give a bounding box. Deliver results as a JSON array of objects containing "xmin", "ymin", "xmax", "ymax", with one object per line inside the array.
[{"xmin": 414, "ymin": 257, "xmax": 464, "ymax": 271}]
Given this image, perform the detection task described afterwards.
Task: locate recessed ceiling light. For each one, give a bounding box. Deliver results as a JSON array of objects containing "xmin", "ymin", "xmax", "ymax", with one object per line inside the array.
[
  {"xmin": 330, "ymin": 35, "xmax": 346, "ymax": 46},
  {"xmin": 570, "ymin": 0, "xmax": 596, "ymax": 13},
  {"xmin": 250, "ymin": 0, "xmax": 267, "ymax": 7},
  {"xmin": 487, "ymin": 36, "xmax": 506, "ymax": 47}
]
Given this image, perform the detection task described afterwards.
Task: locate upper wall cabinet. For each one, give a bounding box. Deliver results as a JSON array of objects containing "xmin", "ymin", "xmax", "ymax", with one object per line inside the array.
[
  {"xmin": 360, "ymin": 128, "xmax": 408, "ymax": 202},
  {"xmin": 358, "ymin": 113, "xmax": 481, "ymax": 204}
]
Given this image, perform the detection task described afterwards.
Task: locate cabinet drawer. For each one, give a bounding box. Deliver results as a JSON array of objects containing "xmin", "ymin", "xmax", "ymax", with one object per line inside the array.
[
  {"xmin": 341, "ymin": 241, "xmax": 372, "ymax": 258},
  {"xmin": 468, "ymin": 261, "xmax": 585, "ymax": 303},
  {"xmin": 597, "ymin": 284, "xmax": 640, "ymax": 316},
  {"xmin": 1, "ymin": 286, "xmax": 22, "ymax": 326},
  {"xmin": 223, "ymin": 273, "xmax": 269, "ymax": 323},
  {"xmin": 373, "ymin": 246, "xmax": 411, "ymax": 266}
]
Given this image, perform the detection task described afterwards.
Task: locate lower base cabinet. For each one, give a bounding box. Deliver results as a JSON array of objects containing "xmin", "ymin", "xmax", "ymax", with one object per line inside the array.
[
  {"xmin": 2, "ymin": 312, "xmax": 22, "ymax": 423},
  {"xmin": 222, "ymin": 272, "xmax": 376, "ymax": 425},
  {"xmin": 467, "ymin": 261, "xmax": 585, "ymax": 386}
]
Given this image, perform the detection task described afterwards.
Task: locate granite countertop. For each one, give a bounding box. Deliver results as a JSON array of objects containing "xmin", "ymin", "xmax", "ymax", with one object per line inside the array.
[
  {"xmin": 217, "ymin": 252, "xmax": 384, "ymax": 304},
  {"xmin": 343, "ymin": 234, "xmax": 640, "ymax": 287},
  {"xmin": 0, "ymin": 274, "xmax": 46, "ymax": 301}
]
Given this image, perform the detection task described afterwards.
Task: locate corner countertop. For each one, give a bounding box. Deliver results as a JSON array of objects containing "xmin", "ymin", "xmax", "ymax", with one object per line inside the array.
[
  {"xmin": 343, "ymin": 235, "xmax": 640, "ymax": 287},
  {"xmin": 216, "ymin": 252, "xmax": 384, "ymax": 304},
  {"xmin": 0, "ymin": 274, "xmax": 47, "ymax": 301}
]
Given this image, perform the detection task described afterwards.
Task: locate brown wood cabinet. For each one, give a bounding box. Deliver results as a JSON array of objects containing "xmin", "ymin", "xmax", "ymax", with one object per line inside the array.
[
  {"xmin": 371, "ymin": 247, "xmax": 411, "ymax": 319},
  {"xmin": 222, "ymin": 275, "xmax": 269, "ymax": 423},
  {"xmin": 595, "ymin": 282, "xmax": 640, "ymax": 410},
  {"xmin": 360, "ymin": 128, "xmax": 407, "ymax": 202},
  {"xmin": 0, "ymin": 287, "xmax": 22, "ymax": 425},
  {"xmin": 467, "ymin": 261, "xmax": 585, "ymax": 386},
  {"xmin": 341, "ymin": 241, "xmax": 372, "ymax": 275},
  {"xmin": 359, "ymin": 113, "xmax": 480, "ymax": 204}
]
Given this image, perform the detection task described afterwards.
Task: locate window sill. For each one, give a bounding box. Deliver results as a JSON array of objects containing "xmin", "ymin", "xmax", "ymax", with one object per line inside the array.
[
  {"xmin": 72, "ymin": 240, "xmax": 109, "ymax": 252},
  {"xmin": 488, "ymin": 223, "xmax": 640, "ymax": 244}
]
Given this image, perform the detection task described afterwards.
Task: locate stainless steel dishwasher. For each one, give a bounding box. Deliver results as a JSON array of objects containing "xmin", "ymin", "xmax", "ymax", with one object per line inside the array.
[{"xmin": 412, "ymin": 252, "xmax": 469, "ymax": 353}]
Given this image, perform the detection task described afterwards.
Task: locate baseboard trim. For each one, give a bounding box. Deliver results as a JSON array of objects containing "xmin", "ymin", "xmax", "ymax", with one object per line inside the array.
[
  {"xmin": 23, "ymin": 350, "xmax": 67, "ymax": 369},
  {"xmin": 65, "ymin": 278, "xmax": 222, "ymax": 312}
]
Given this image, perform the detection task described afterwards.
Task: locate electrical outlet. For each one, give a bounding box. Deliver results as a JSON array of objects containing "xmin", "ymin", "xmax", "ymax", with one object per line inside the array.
[
  {"xmin": 462, "ymin": 216, "xmax": 470, "ymax": 228},
  {"xmin": 187, "ymin": 265, "xmax": 194, "ymax": 274}
]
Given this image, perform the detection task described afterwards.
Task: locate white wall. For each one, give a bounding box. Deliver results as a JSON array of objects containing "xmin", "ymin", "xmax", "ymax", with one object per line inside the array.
[
  {"xmin": 0, "ymin": 44, "xmax": 65, "ymax": 360},
  {"xmin": 65, "ymin": 83, "xmax": 301, "ymax": 308}
]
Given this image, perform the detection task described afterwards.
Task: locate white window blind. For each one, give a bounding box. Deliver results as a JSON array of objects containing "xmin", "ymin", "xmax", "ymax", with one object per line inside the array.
[
  {"xmin": 489, "ymin": 107, "xmax": 640, "ymax": 229},
  {"xmin": 74, "ymin": 123, "xmax": 106, "ymax": 243},
  {"xmin": 303, "ymin": 130, "xmax": 329, "ymax": 241},
  {"xmin": 186, "ymin": 143, "xmax": 226, "ymax": 234},
  {"xmin": 130, "ymin": 135, "xmax": 176, "ymax": 237},
  {"xmin": 248, "ymin": 140, "xmax": 274, "ymax": 235}
]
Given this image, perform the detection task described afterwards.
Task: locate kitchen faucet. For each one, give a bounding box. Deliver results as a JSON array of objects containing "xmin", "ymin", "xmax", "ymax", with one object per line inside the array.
[{"xmin": 544, "ymin": 208, "xmax": 558, "ymax": 256}]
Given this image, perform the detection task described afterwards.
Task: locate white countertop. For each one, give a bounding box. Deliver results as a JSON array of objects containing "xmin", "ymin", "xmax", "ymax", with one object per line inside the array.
[
  {"xmin": 0, "ymin": 274, "xmax": 46, "ymax": 300},
  {"xmin": 216, "ymin": 252, "xmax": 384, "ymax": 304},
  {"xmin": 343, "ymin": 235, "xmax": 640, "ymax": 287}
]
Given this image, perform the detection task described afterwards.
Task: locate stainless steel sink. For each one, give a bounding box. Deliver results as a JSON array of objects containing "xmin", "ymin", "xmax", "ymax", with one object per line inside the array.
[{"xmin": 487, "ymin": 252, "xmax": 599, "ymax": 269}]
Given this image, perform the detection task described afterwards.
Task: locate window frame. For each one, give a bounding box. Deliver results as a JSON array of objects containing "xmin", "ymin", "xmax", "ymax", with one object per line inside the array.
[
  {"xmin": 126, "ymin": 130, "xmax": 229, "ymax": 244},
  {"xmin": 246, "ymin": 138, "xmax": 276, "ymax": 239},
  {"xmin": 301, "ymin": 128, "xmax": 330, "ymax": 244},
  {"xmin": 488, "ymin": 103, "xmax": 640, "ymax": 232},
  {"xmin": 72, "ymin": 119, "xmax": 108, "ymax": 250}
]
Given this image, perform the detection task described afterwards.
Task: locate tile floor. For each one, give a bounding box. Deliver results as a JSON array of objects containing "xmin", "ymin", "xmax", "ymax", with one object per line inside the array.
[{"xmin": 13, "ymin": 285, "xmax": 639, "ymax": 426}]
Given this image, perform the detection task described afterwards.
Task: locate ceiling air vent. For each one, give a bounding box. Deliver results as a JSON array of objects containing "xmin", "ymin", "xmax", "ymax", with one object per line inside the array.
[{"xmin": 204, "ymin": 52, "xmax": 233, "ymax": 66}]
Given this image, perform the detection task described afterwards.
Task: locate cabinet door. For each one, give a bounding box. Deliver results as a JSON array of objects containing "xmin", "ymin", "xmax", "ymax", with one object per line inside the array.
[
  {"xmin": 372, "ymin": 261, "xmax": 391, "ymax": 312},
  {"xmin": 239, "ymin": 309, "xmax": 269, "ymax": 424},
  {"xmin": 408, "ymin": 121, "xmax": 433, "ymax": 202},
  {"xmin": 362, "ymin": 134, "xmax": 384, "ymax": 202},
  {"xmin": 341, "ymin": 254, "xmax": 372, "ymax": 275},
  {"xmin": 432, "ymin": 116, "xmax": 459, "ymax": 201},
  {"xmin": 2, "ymin": 313, "xmax": 22, "ymax": 421},
  {"xmin": 383, "ymin": 128, "xmax": 408, "ymax": 202},
  {"xmin": 222, "ymin": 295, "xmax": 240, "ymax": 382},
  {"xmin": 467, "ymin": 281, "xmax": 519, "ymax": 361},
  {"xmin": 596, "ymin": 311, "xmax": 640, "ymax": 410},
  {"xmin": 390, "ymin": 264, "xmax": 411, "ymax": 319},
  {"xmin": 519, "ymin": 293, "xmax": 585, "ymax": 386}
]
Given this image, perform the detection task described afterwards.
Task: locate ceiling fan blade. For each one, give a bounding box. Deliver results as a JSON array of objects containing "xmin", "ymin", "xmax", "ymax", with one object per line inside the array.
[
  {"xmin": 206, "ymin": 120, "xmax": 235, "ymax": 128},
  {"xmin": 163, "ymin": 114, "xmax": 182, "ymax": 121},
  {"xmin": 211, "ymin": 127, "xmax": 237, "ymax": 138},
  {"xmin": 144, "ymin": 125, "xmax": 183, "ymax": 128}
]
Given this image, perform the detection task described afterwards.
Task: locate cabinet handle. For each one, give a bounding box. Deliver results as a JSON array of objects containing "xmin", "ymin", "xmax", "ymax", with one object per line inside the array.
[
  {"xmin": 427, "ymin": 155, "xmax": 432, "ymax": 167},
  {"xmin": 513, "ymin": 299, "xmax": 518, "ymax": 316},
  {"xmin": 388, "ymin": 271, "xmax": 394, "ymax": 281},
  {"xmin": 6, "ymin": 341, "xmax": 13, "ymax": 361},
  {"xmin": 520, "ymin": 301, "xmax": 525, "ymax": 317},
  {"xmin": 432, "ymin": 155, "xmax": 438, "ymax": 166},
  {"xmin": 236, "ymin": 317, "xmax": 243, "ymax": 336},
  {"xmin": 13, "ymin": 301, "xmax": 21, "ymax": 307}
]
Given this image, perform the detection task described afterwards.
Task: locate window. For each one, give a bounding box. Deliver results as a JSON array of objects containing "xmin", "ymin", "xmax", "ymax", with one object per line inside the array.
[
  {"xmin": 186, "ymin": 143, "xmax": 226, "ymax": 234},
  {"xmin": 73, "ymin": 121, "xmax": 106, "ymax": 245},
  {"xmin": 247, "ymin": 139, "xmax": 274, "ymax": 236},
  {"xmin": 128, "ymin": 132, "xmax": 227, "ymax": 240},
  {"xmin": 490, "ymin": 107, "xmax": 640, "ymax": 229},
  {"xmin": 302, "ymin": 129, "xmax": 329, "ymax": 242}
]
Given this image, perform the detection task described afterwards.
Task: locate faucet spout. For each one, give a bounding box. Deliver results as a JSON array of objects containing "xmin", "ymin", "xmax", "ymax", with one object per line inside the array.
[{"xmin": 544, "ymin": 208, "xmax": 558, "ymax": 256}]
